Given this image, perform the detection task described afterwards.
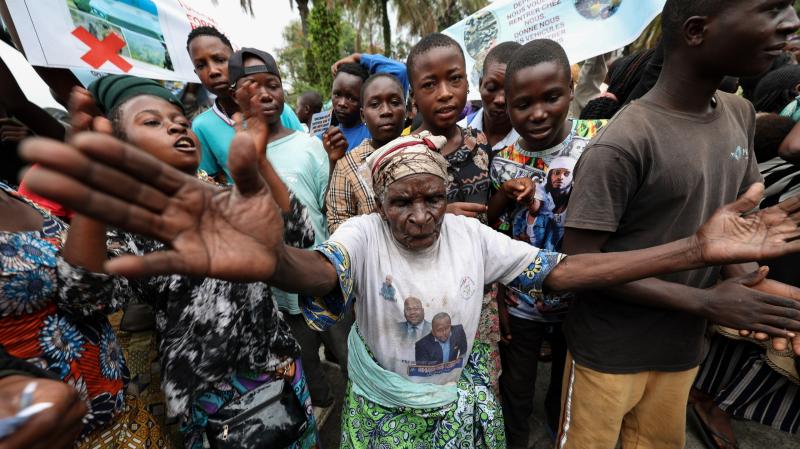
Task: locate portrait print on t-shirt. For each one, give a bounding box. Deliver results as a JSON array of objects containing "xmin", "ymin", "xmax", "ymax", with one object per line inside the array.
[
  {"xmin": 411, "ymin": 312, "xmax": 468, "ymax": 376},
  {"xmin": 512, "ymin": 156, "xmax": 577, "ymax": 251},
  {"xmin": 382, "ymin": 275, "xmax": 473, "ymax": 380}
]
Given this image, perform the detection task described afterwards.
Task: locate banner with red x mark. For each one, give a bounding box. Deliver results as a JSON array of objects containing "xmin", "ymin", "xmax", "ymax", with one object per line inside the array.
[
  {"xmin": 3, "ymin": 0, "xmax": 270, "ymax": 83},
  {"xmin": 71, "ymin": 27, "xmax": 133, "ymax": 72}
]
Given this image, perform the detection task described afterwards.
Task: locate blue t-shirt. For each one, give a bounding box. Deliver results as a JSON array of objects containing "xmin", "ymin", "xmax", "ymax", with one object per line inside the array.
[
  {"xmin": 316, "ymin": 122, "xmax": 371, "ymax": 153},
  {"xmin": 193, "ymin": 103, "xmax": 305, "ymax": 182},
  {"xmin": 266, "ymin": 131, "xmax": 330, "ymax": 314}
]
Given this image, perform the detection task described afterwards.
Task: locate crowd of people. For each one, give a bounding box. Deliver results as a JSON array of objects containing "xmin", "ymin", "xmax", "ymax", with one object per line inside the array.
[{"xmin": 1, "ymin": 1, "xmax": 800, "ymax": 449}]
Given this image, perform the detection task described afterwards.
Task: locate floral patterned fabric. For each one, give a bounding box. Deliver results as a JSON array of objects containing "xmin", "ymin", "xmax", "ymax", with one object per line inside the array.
[
  {"xmin": 57, "ymin": 193, "xmax": 316, "ymax": 447},
  {"xmin": 340, "ymin": 341, "xmax": 505, "ymax": 449},
  {"xmin": 0, "ymin": 182, "xmax": 128, "ymax": 436}
]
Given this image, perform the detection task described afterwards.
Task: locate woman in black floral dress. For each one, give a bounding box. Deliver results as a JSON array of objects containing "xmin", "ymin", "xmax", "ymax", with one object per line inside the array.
[{"xmin": 56, "ymin": 75, "xmax": 319, "ymax": 448}]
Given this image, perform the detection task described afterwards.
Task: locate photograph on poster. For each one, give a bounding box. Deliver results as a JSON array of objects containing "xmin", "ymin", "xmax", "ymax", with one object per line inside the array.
[{"xmin": 66, "ymin": 0, "xmax": 172, "ymax": 69}]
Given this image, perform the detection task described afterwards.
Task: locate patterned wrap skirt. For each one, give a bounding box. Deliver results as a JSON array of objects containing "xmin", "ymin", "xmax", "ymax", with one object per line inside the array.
[{"xmin": 340, "ymin": 341, "xmax": 505, "ymax": 449}]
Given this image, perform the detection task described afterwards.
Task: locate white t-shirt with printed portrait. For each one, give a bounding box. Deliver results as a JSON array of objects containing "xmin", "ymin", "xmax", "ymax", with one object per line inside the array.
[{"xmin": 327, "ymin": 213, "xmax": 553, "ymax": 385}]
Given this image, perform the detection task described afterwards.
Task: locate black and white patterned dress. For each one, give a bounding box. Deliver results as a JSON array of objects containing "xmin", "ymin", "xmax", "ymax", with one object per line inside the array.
[{"xmin": 58, "ymin": 194, "xmax": 314, "ymax": 429}]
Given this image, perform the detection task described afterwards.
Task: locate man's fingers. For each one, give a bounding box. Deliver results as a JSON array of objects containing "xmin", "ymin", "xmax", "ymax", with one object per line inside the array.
[
  {"xmin": 751, "ymin": 307, "xmax": 800, "ymax": 333},
  {"xmin": 737, "ymin": 266, "xmax": 769, "ymax": 287},
  {"xmin": 761, "ymin": 239, "xmax": 800, "ymax": 259},
  {"xmin": 776, "ymin": 194, "xmax": 800, "ymax": 215},
  {"xmin": 23, "ymin": 167, "xmax": 174, "ymax": 241},
  {"xmin": 454, "ymin": 202, "xmax": 488, "ymax": 213},
  {"xmin": 19, "ymin": 138, "xmax": 171, "ymax": 213},
  {"xmin": 728, "ymin": 183, "xmax": 765, "ymax": 214},
  {"xmin": 92, "ymin": 117, "xmax": 114, "ymax": 135},
  {"xmin": 228, "ymin": 133, "xmax": 268, "ymax": 197},
  {"xmin": 69, "ymin": 133, "xmax": 189, "ymax": 195},
  {"xmin": 232, "ymin": 112, "xmax": 245, "ymax": 133},
  {"xmin": 749, "ymin": 324, "xmax": 797, "ymax": 339},
  {"xmin": 106, "ymin": 251, "xmax": 191, "ymax": 278},
  {"xmin": 792, "ymin": 335, "xmax": 800, "ymax": 356},
  {"xmin": 772, "ymin": 337, "xmax": 789, "ymax": 351}
]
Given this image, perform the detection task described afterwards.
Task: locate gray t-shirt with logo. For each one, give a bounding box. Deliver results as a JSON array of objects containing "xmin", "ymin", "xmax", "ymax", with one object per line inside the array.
[{"xmin": 564, "ymin": 92, "xmax": 762, "ymax": 373}]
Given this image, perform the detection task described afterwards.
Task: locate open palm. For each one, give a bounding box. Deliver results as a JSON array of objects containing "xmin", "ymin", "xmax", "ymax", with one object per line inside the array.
[
  {"xmin": 696, "ymin": 183, "xmax": 800, "ymax": 264},
  {"xmin": 22, "ymin": 132, "xmax": 286, "ymax": 280}
]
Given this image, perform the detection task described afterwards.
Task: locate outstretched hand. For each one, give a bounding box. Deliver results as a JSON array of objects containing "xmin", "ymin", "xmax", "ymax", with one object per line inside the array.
[
  {"xmin": 20, "ymin": 131, "xmax": 286, "ymax": 281},
  {"xmin": 695, "ymin": 183, "xmax": 800, "ymax": 265},
  {"xmin": 738, "ymin": 276, "xmax": 800, "ymax": 356}
]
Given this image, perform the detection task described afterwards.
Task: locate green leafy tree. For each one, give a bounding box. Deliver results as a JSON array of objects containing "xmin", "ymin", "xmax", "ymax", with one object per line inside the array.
[
  {"xmin": 343, "ymin": 0, "xmax": 487, "ymax": 57},
  {"xmin": 306, "ymin": 0, "xmax": 342, "ymax": 93}
]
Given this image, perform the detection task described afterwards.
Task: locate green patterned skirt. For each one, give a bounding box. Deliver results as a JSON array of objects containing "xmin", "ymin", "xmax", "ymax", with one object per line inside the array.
[{"xmin": 340, "ymin": 341, "xmax": 505, "ymax": 449}]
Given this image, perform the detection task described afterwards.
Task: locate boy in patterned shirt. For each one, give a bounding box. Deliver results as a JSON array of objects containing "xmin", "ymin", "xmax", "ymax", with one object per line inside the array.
[{"xmin": 487, "ymin": 39, "xmax": 606, "ymax": 448}]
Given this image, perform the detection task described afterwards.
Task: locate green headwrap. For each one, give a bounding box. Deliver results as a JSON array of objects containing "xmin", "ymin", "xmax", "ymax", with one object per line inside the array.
[{"xmin": 88, "ymin": 74, "xmax": 185, "ymax": 115}]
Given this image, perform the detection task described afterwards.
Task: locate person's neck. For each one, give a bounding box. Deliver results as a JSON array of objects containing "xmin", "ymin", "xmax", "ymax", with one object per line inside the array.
[
  {"xmin": 340, "ymin": 119, "xmax": 361, "ymax": 129},
  {"xmin": 644, "ymin": 55, "xmax": 722, "ymax": 115},
  {"xmin": 520, "ymin": 118, "xmax": 571, "ymax": 153},
  {"xmin": 216, "ymin": 95, "xmax": 240, "ymax": 118},
  {"xmin": 267, "ymin": 121, "xmax": 292, "ymax": 144},
  {"xmin": 482, "ymin": 110, "xmax": 512, "ymax": 144},
  {"xmin": 371, "ymin": 138, "xmax": 390, "ymax": 149}
]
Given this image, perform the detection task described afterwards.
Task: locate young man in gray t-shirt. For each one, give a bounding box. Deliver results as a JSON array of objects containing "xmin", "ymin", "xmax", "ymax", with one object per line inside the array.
[{"xmin": 558, "ymin": 1, "xmax": 800, "ymax": 448}]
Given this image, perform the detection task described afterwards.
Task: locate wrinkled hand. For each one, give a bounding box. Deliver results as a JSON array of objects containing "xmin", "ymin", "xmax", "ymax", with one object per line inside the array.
[
  {"xmin": 446, "ymin": 202, "xmax": 488, "ymax": 218},
  {"xmin": 20, "ymin": 131, "xmax": 286, "ymax": 281},
  {"xmin": 741, "ymin": 276, "xmax": 800, "ymax": 355},
  {"xmin": 703, "ymin": 267, "xmax": 800, "ymax": 339},
  {"xmin": 0, "ymin": 375, "xmax": 86, "ymax": 449},
  {"xmin": 0, "ymin": 119, "xmax": 31, "ymax": 144},
  {"xmin": 501, "ymin": 177, "xmax": 535, "ymax": 203},
  {"xmin": 695, "ymin": 183, "xmax": 800, "ymax": 265},
  {"xmin": 322, "ymin": 126, "xmax": 348, "ymax": 163}
]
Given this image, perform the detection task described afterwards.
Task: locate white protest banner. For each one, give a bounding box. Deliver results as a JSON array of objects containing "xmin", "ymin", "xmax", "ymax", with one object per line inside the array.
[
  {"xmin": 443, "ymin": 0, "xmax": 666, "ymax": 99},
  {"xmin": 309, "ymin": 110, "xmax": 332, "ymax": 136},
  {"xmin": 3, "ymin": 0, "xmax": 272, "ymax": 82}
]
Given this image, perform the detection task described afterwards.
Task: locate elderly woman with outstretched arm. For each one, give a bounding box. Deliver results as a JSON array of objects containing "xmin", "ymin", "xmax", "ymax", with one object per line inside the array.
[{"xmin": 19, "ymin": 131, "xmax": 800, "ymax": 448}]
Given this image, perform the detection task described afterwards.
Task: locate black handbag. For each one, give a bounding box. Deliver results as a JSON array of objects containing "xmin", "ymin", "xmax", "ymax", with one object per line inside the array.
[{"xmin": 206, "ymin": 378, "xmax": 307, "ymax": 449}]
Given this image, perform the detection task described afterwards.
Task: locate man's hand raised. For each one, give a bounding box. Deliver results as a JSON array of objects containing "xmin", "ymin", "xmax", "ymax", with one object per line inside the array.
[{"xmin": 695, "ymin": 183, "xmax": 800, "ymax": 264}]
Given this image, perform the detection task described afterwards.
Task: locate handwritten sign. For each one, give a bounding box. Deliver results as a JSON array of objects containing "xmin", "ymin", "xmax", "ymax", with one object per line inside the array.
[{"xmin": 309, "ymin": 110, "xmax": 332, "ymax": 136}]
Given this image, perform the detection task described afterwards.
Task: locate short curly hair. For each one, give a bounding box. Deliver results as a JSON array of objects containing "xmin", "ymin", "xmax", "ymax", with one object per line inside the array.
[{"xmin": 186, "ymin": 26, "xmax": 232, "ymax": 52}]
